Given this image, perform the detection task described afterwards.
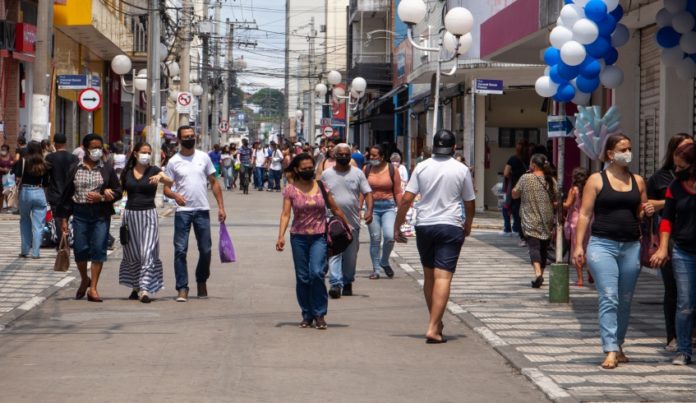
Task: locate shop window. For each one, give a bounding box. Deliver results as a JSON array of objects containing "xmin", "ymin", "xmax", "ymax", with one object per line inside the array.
[{"xmin": 498, "ymin": 128, "xmax": 540, "ymax": 148}]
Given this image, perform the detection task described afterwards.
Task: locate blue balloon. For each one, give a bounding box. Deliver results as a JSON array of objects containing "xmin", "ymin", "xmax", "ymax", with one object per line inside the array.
[
  {"xmin": 544, "ymin": 47, "xmax": 561, "ymax": 66},
  {"xmin": 564, "ymin": 0, "xmax": 574, "ymax": 4},
  {"xmin": 556, "ymin": 83, "xmax": 576, "ymax": 102},
  {"xmin": 576, "ymin": 75, "xmax": 600, "ymax": 93},
  {"xmin": 549, "ymin": 65, "xmax": 567, "ymax": 84},
  {"xmin": 656, "ymin": 26, "xmax": 682, "ymax": 48},
  {"xmin": 557, "ymin": 62, "xmax": 580, "ymax": 80},
  {"xmin": 580, "ymin": 57, "xmax": 602, "ymax": 78},
  {"xmin": 597, "ymin": 14, "xmax": 617, "ymax": 37},
  {"xmin": 586, "ymin": 37, "xmax": 611, "ymax": 58},
  {"xmin": 604, "ymin": 47, "xmax": 619, "ymax": 65},
  {"xmin": 585, "ymin": 0, "xmax": 608, "ymax": 22},
  {"xmin": 610, "ymin": 4, "xmax": 624, "ymax": 21}
]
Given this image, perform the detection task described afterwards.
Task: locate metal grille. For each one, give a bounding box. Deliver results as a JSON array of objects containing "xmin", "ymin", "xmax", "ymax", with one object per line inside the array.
[{"xmin": 639, "ymin": 25, "xmax": 661, "ymax": 178}]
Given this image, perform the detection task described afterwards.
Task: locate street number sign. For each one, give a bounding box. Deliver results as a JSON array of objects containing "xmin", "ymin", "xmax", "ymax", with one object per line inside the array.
[{"xmin": 77, "ymin": 88, "xmax": 102, "ymax": 112}]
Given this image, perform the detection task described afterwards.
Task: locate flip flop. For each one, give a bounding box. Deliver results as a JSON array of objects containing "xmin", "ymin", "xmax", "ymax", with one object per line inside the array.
[{"xmin": 426, "ymin": 337, "xmax": 447, "ymax": 344}]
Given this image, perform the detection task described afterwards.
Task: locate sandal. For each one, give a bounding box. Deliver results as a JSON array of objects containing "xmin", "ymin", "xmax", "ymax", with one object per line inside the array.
[
  {"xmin": 369, "ymin": 273, "xmax": 380, "ymax": 280},
  {"xmin": 617, "ymin": 349, "xmax": 629, "ymax": 363},
  {"xmin": 601, "ymin": 353, "xmax": 619, "ymax": 369}
]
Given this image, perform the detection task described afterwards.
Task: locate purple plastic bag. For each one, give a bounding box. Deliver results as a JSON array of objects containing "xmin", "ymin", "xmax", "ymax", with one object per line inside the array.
[{"xmin": 219, "ymin": 224, "xmax": 236, "ymax": 263}]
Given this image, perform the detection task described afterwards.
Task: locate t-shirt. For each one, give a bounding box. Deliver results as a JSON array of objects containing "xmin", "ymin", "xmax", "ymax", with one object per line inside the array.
[
  {"xmin": 254, "ymin": 149, "xmax": 267, "ymax": 167},
  {"xmin": 647, "ymin": 168, "xmax": 675, "ymax": 218},
  {"xmin": 506, "ymin": 155, "xmax": 527, "ymax": 194},
  {"xmin": 352, "ymin": 152, "xmax": 365, "ymax": 169},
  {"xmin": 238, "ymin": 146, "xmax": 253, "ymax": 165},
  {"xmin": 46, "ymin": 150, "xmax": 79, "ymax": 204},
  {"xmin": 269, "ymin": 149, "xmax": 283, "ymax": 171},
  {"xmin": 14, "ymin": 158, "xmax": 49, "ymax": 187},
  {"xmin": 283, "ymin": 183, "xmax": 326, "ymax": 235},
  {"xmin": 405, "ymin": 156, "xmax": 476, "ymax": 227},
  {"xmin": 164, "ymin": 150, "xmax": 216, "ymax": 211},
  {"xmin": 123, "ymin": 166, "xmax": 162, "ymax": 210},
  {"xmin": 366, "ymin": 164, "xmax": 401, "ymax": 201},
  {"xmin": 660, "ymin": 180, "xmax": 696, "ymax": 254},
  {"xmin": 321, "ymin": 167, "xmax": 372, "ymax": 230},
  {"xmin": 221, "ymin": 153, "xmax": 233, "ymax": 167},
  {"xmin": 397, "ymin": 164, "xmax": 409, "ymax": 187},
  {"xmin": 208, "ymin": 150, "xmax": 222, "ymax": 167},
  {"xmin": 513, "ymin": 173, "xmax": 556, "ymax": 240}
]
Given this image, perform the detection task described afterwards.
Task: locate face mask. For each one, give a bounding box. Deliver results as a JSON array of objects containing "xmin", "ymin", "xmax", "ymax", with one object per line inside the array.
[
  {"xmin": 181, "ymin": 138, "xmax": 195, "ymax": 149},
  {"xmin": 89, "ymin": 148, "xmax": 103, "ymax": 162},
  {"xmin": 297, "ymin": 170, "xmax": 315, "ymax": 181},
  {"xmin": 138, "ymin": 153, "xmax": 151, "ymax": 165},
  {"xmin": 336, "ymin": 156, "xmax": 351, "ymax": 166},
  {"xmin": 612, "ymin": 151, "xmax": 632, "ymax": 166},
  {"xmin": 0, "ymin": 151, "xmax": 7, "ymax": 156},
  {"xmin": 676, "ymin": 168, "xmax": 692, "ymax": 180},
  {"xmin": 368, "ymin": 160, "xmax": 380, "ymax": 167}
]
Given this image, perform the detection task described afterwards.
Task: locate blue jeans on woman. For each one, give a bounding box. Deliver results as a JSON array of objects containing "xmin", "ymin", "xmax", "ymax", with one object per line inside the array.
[
  {"xmin": 367, "ymin": 199, "xmax": 396, "ymax": 275},
  {"xmin": 223, "ymin": 165, "xmax": 234, "ymax": 189},
  {"xmin": 586, "ymin": 236, "xmax": 641, "ymax": 352},
  {"xmin": 290, "ymin": 234, "xmax": 328, "ymax": 321},
  {"xmin": 672, "ymin": 245, "xmax": 696, "ymax": 358},
  {"xmin": 19, "ymin": 186, "xmax": 47, "ymax": 257}
]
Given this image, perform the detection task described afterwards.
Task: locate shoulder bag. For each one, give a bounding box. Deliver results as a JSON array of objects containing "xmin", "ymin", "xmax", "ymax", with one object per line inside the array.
[{"xmin": 317, "ymin": 181, "xmax": 352, "ymax": 257}]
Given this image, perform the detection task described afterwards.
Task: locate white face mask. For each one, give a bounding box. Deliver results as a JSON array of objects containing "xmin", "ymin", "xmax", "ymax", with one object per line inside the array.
[
  {"xmin": 89, "ymin": 148, "xmax": 103, "ymax": 162},
  {"xmin": 612, "ymin": 151, "xmax": 632, "ymax": 167},
  {"xmin": 138, "ymin": 153, "xmax": 151, "ymax": 165}
]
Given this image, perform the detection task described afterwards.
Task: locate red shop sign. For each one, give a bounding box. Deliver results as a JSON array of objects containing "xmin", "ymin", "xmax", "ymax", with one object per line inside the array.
[{"xmin": 15, "ymin": 23, "xmax": 36, "ymax": 55}]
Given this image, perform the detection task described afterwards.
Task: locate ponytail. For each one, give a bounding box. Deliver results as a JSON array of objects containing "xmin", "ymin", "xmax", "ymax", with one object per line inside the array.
[{"xmin": 531, "ymin": 153, "xmax": 556, "ymax": 202}]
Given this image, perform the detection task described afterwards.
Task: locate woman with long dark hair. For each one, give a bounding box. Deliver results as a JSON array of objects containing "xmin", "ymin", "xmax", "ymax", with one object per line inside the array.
[
  {"xmin": 648, "ymin": 133, "xmax": 694, "ymax": 353},
  {"xmin": 574, "ymin": 133, "xmax": 654, "ymax": 369},
  {"xmin": 118, "ymin": 142, "xmax": 173, "ymax": 303},
  {"xmin": 512, "ymin": 153, "xmax": 556, "ymax": 288},
  {"xmin": 276, "ymin": 153, "xmax": 349, "ymax": 329},
  {"xmin": 564, "ymin": 167, "xmax": 592, "ymax": 287},
  {"xmin": 16, "ymin": 141, "xmax": 50, "ymax": 258}
]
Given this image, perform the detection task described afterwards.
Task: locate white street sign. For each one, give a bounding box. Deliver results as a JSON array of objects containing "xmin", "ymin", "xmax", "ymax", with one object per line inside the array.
[
  {"xmin": 77, "ymin": 88, "xmax": 102, "ymax": 112},
  {"xmin": 323, "ymin": 126, "xmax": 334, "ymax": 137},
  {"xmin": 219, "ymin": 120, "xmax": 230, "ymax": 133},
  {"xmin": 176, "ymin": 91, "xmax": 193, "ymax": 114}
]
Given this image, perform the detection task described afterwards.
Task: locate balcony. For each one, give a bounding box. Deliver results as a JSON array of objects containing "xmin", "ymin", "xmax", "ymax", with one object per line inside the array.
[
  {"xmin": 350, "ymin": 52, "xmax": 392, "ymax": 87},
  {"xmin": 54, "ymin": 0, "xmax": 133, "ymax": 60},
  {"xmin": 350, "ymin": 0, "xmax": 390, "ymax": 22}
]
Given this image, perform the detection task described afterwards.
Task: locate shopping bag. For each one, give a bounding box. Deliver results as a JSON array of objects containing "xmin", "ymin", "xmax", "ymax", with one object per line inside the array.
[
  {"xmin": 53, "ymin": 233, "xmax": 70, "ymax": 272},
  {"xmin": 219, "ymin": 224, "xmax": 236, "ymax": 263},
  {"xmin": 2, "ymin": 173, "xmax": 15, "ymax": 188},
  {"xmin": 6, "ymin": 186, "xmax": 19, "ymax": 209}
]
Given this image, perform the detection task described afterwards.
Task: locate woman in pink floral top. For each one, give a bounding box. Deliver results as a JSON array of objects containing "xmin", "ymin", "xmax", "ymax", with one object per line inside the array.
[{"xmin": 276, "ymin": 153, "xmax": 348, "ymax": 329}]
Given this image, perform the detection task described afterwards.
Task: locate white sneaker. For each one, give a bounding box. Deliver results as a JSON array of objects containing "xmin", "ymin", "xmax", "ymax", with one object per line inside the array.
[{"xmin": 499, "ymin": 231, "xmax": 513, "ymax": 237}]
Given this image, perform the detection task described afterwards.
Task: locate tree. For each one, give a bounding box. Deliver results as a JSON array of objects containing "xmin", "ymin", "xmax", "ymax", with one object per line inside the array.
[{"xmin": 249, "ymin": 88, "xmax": 285, "ymax": 117}]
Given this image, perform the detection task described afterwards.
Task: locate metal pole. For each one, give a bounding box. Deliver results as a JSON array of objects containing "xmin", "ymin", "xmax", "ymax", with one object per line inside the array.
[
  {"xmin": 211, "ymin": 0, "xmax": 221, "ymax": 147},
  {"xmin": 431, "ymin": 58, "xmax": 441, "ymax": 145},
  {"xmin": 179, "ymin": 0, "xmax": 192, "ymax": 126},
  {"xmin": 200, "ymin": 2, "xmax": 210, "ymax": 150},
  {"xmin": 308, "ymin": 17, "xmax": 316, "ymax": 145},
  {"xmin": 222, "ymin": 20, "xmax": 232, "ymax": 144},
  {"xmin": 346, "ymin": 99, "xmax": 351, "ymax": 144},
  {"xmin": 30, "ymin": 0, "xmax": 53, "ymax": 141},
  {"xmin": 147, "ymin": 0, "xmax": 162, "ymax": 166},
  {"xmin": 130, "ymin": 69, "xmax": 136, "ymax": 148}
]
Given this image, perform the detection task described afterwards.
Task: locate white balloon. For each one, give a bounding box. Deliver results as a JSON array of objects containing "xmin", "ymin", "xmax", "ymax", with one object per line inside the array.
[
  {"xmin": 672, "ymin": 11, "xmax": 695, "ymax": 34},
  {"xmin": 676, "ymin": 57, "xmax": 696, "ymax": 80},
  {"xmin": 656, "ymin": 8, "xmax": 673, "ymax": 28},
  {"xmin": 664, "ymin": 0, "xmax": 687, "ymax": 14},
  {"xmin": 680, "ymin": 31, "xmax": 696, "ymax": 54},
  {"xmin": 544, "ymin": 66, "xmax": 551, "ymax": 76},
  {"xmin": 574, "ymin": 0, "xmax": 589, "ymax": 6},
  {"xmin": 535, "ymin": 76, "xmax": 559, "ymax": 98},
  {"xmin": 661, "ymin": 46, "xmax": 686, "ymax": 66},
  {"xmin": 611, "ymin": 24, "xmax": 630, "ymax": 47},
  {"xmin": 572, "ymin": 90, "xmax": 592, "ymax": 105},
  {"xmin": 560, "ymin": 4, "xmax": 584, "ymax": 27},
  {"xmin": 600, "ymin": 65, "xmax": 624, "ymax": 88},
  {"xmin": 603, "ymin": 0, "xmax": 620, "ymax": 12},
  {"xmin": 560, "ymin": 41, "xmax": 587, "ymax": 66},
  {"xmin": 573, "ymin": 19, "xmax": 599, "ymax": 45},
  {"xmin": 550, "ymin": 26, "xmax": 574, "ymax": 49}
]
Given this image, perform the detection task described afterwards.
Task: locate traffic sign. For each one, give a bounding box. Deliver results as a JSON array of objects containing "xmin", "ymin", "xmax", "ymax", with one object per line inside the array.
[
  {"xmin": 176, "ymin": 91, "xmax": 193, "ymax": 114},
  {"xmin": 219, "ymin": 120, "xmax": 230, "ymax": 133},
  {"xmin": 473, "ymin": 79, "xmax": 504, "ymax": 95},
  {"xmin": 77, "ymin": 88, "xmax": 102, "ymax": 112},
  {"xmin": 320, "ymin": 118, "xmax": 331, "ymax": 126},
  {"xmin": 547, "ymin": 115, "xmax": 574, "ymax": 138},
  {"xmin": 323, "ymin": 126, "xmax": 334, "ymax": 137}
]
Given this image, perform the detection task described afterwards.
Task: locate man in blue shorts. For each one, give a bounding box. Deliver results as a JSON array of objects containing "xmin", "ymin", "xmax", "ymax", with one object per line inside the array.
[{"xmin": 394, "ymin": 129, "xmax": 476, "ymax": 344}]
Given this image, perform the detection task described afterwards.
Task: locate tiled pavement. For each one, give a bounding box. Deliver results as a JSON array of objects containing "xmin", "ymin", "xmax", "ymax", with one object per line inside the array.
[{"xmin": 393, "ymin": 230, "xmax": 696, "ymax": 402}]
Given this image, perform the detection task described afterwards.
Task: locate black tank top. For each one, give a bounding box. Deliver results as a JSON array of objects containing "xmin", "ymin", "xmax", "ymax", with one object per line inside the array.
[{"xmin": 591, "ymin": 170, "xmax": 641, "ymax": 242}]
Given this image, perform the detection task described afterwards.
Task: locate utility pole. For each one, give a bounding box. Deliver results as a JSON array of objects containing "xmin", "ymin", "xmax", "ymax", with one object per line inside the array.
[
  {"xmin": 211, "ymin": 0, "xmax": 222, "ymax": 147},
  {"xmin": 147, "ymin": 0, "xmax": 162, "ymax": 166},
  {"xmin": 200, "ymin": 1, "xmax": 210, "ymax": 151},
  {"xmin": 30, "ymin": 0, "xmax": 53, "ymax": 141},
  {"xmin": 221, "ymin": 19, "xmax": 232, "ymax": 145},
  {"xmin": 308, "ymin": 17, "xmax": 316, "ymax": 145},
  {"xmin": 178, "ymin": 0, "xmax": 192, "ymax": 126}
]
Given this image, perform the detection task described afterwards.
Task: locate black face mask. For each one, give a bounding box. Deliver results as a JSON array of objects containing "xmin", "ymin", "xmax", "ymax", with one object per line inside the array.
[
  {"xmin": 181, "ymin": 139, "xmax": 196, "ymax": 149},
  {"xmin": 297, "ymin": 170, "xmax": 315, "ymax": 181},
  {"xmin": 336, "ymin": 156, "xmax": 351, "ymax": 166},
  {"xmin": 675, "ymin": 168, "xmax": 692, "ymax": 181}
]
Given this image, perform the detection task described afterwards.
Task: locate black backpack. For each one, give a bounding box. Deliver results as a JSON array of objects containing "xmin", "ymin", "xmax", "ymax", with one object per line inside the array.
[{"xmin": 317, "ymin": 181, "xmax": 353, "ymax": 256}]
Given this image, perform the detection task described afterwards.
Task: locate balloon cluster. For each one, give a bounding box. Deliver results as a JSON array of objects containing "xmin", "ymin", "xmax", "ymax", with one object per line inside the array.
[
  {"xmin": 573, "ymin": 105, "xmax": 621, "ymax": 160},
  {"xmin": 655, "ymin": 0, "xmax": 696, "ymax": 80},
  {"xmin": 535, "ymin": 0, "xmax": 629, "ymax": 104}
]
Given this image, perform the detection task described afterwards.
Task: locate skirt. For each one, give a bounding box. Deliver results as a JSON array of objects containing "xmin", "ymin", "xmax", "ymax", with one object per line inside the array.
[{"xmin": 118, "ymin": 208, "xmax": 164, "ymax": 294}]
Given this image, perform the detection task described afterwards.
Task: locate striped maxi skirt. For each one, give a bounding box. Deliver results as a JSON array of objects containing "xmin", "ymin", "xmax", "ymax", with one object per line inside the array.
[{"xmin": 118, "ymin": 208, "xmax": 164, "ymax": 294}]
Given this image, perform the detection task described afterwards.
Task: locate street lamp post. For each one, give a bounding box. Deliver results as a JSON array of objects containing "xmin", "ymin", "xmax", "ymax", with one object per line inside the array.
[
  {"xmin": 295, "ymin": 110, "xmax": 304, "ymax": 141},
  {"xmin": 318, "ymin": 71, "xmax": 366, "ymax": 145}
]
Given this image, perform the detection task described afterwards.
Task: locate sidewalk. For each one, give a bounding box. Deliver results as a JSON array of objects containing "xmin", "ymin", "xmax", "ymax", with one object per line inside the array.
[{"xmin": 393, "ymin": 230, "xmax": 695, "ymax": 402}]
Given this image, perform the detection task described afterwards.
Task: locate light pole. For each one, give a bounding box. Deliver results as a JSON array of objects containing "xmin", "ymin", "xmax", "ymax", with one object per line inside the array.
[
  {"xmin": 295, "ymin": 110, "xmax": 304, "ymax": 141},
  {"xmin": 397, "ymin": 0, "xmax": 474, "ymax": 145},
  {"xmin": 318, "ymin": 71, "xmax": 366, "ymax": 145}
]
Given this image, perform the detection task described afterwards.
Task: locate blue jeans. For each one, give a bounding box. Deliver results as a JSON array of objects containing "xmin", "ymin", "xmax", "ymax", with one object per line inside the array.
[
  {"xmin": 672, "ymin": 246, "xmax": 696, "ymax": 358},
  {"xmin": 586, "ymin": 236, "xmax": 641, "ymax": 352},
  {"xmin": 19, "ymin": 187, "xmax": 47, "ymax": 257},
  {"xmin": 502, "ymin": 204, "xmax": 512, "ymax": 233},
  {"xmin": 290, "ymin": 234, "xmax": 328, "ymax": 320},
  {"xmin": 367, "ymin": 199, "xmax": 396, "ymax": 274},
  {"xmin": 223, "ymin": 165, "xmax": 234, "ymax": 189},
  {"xmin": 328, "ymin": 229, "xmax": 360, "ymax": 288},
  {"xmin": 253, "ymin": 167, "xmax": 266, "ymax": 190},
  {"xmin": 72, "ymin": 204, "xmax": 109, "ymax": 262},
  {"xmin": 174, "ymin": 210, "xmax": 212, "ymax": 291},
  {"xmin": 268, "ymin": 169, "xmax": 282, "ymax": 191}
]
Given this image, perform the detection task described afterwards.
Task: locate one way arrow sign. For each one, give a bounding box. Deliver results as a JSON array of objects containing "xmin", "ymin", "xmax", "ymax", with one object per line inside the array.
[{"xmin": 78, "ymin": 88, "xmax": 102, "ymax": 112}]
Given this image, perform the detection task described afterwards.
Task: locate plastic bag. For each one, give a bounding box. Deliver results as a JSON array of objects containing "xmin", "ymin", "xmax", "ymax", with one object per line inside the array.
[
  {"xmin": 2, "ymin": 173, "xmax": 15, "ymax": 188},
  {"xmin": 219, "ymin": 224, "xmax": 236, "ymax": 263}
]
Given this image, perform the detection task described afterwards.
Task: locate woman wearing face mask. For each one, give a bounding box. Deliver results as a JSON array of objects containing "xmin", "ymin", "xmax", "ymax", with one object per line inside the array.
[
  {"xmin": 574, "ymin": 133, "xmax": 655, "ymax": 369},
  {"xmin": 364, "ymin": 144, "xmax": 402, "ymax": 279},
  {"xmin": 651, "ymin": 142, "xmax": 696, "ymax": 365},
  {"xmin": 15, "ymin": 141, "xmax": 50, "ymax": 259},
  {"xmin": 56, "ymin": 134, "xmax": 123, "ymax": 302},
  {"xmin": 647, "ymin": 133, "xmax": 694, "ymax": 352},
  {"xmin": 276, "ymin": 153, "xmax": 349, "ymax": 329},
  {"xmin": 118, "ymin": 142, "xmax": 173, "ymax": 303}
]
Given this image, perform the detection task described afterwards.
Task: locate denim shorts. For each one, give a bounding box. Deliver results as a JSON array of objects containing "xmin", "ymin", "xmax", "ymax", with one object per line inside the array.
[
  {"xmin": 415, "ymin": 224, "xmax": 465, "ymax": 272},
  {"xmin": 72, "ymin": 204, "xmax": 109, "ymax": 262}
]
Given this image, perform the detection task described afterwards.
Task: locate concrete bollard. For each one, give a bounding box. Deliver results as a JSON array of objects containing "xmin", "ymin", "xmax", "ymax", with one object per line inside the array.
[{"xmin": 549, "ymin": 263, "xmax": 569, "ymax": 303}]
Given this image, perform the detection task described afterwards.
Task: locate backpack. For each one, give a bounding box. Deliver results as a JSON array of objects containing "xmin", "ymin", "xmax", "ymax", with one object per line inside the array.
[
  {"xmin": 317, "ymin": 181, "xmax": 353, "ymax": 257},
  {"xmin": 364, "ymin": 163, "xmax": 397, "ymax": 196}
]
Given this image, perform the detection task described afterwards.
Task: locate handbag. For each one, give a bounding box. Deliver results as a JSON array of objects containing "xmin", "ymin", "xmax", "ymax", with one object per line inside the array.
[
  {"xmin": 119, "ymin": 222, "xmax": 130, "ymax": 245},
  {"xmin": 640, "ymin": 216, "xmax": 661, "ymax": 269},
  {"xmin": 219, "ymin": 224, "xmax": 236, "ymax": 263},
  {"xmin": 7, "ymin": 160, "xmax": 24, "ymax": 209},
  {"xmin": 317, "ymin": 181, "xmax": 353, "ymax": 257},
  {"xmin": 53, "ymin": 233, "xmax": 70, "ymax": 272}
]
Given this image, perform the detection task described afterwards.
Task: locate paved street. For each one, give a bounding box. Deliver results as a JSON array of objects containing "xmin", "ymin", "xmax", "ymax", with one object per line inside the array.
[
  {"xmin": 0, "ymin": 190, "xmax": 544, "ymax": 403},
  {"xmin": 393, "ymin": 230, "xmax": 696, "ymax": 402}
]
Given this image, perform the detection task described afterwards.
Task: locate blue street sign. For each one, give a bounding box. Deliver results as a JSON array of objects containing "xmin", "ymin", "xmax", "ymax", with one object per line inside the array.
[
  {"xmin": 473, "ymin": 79, "xmax": 504, "ymax": 95},
  {"xmin": 547, "ymin": 115, "xmax": 574, "ymax": 138},
  {"xmin": 57, "ymin": 75, "xmax": 100, "ymax": 90}
]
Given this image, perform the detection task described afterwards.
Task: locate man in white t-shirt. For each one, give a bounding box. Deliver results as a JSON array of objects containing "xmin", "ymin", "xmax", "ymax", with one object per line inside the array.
[
  {"xmin": 252, "ymin": 142, "xmax": 268, "ymax": 191},
  {"xmin": 267, "ymin": 141, "xmax": 283, "ymax": 192},
  {"xmin": 164, "ymin": 125, "xmax": 227, "ymax": 302},
  {"xmin": 394, "ymin": 129, "xmax": 476, "ymax": 344}
]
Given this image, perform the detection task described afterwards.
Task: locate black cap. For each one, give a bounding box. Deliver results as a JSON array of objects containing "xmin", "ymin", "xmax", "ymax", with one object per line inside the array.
[
  {"xmin": 54, "ymin": 133, "xmax": 67, "ymax": 144},
  {"xmin": 432, "ymin": 129, "xmax": 456, "ymax": 155}
]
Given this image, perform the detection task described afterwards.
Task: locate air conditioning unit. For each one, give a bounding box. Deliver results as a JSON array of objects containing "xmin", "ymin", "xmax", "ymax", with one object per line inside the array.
[{"xmin": 320, "ymin": 25, "xmax": 326, "ymax": 33}]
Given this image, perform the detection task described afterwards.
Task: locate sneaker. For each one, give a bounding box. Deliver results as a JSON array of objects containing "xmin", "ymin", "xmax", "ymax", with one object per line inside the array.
[
  {"xmin": 197, "ymin": 283, "xmax": 208, "ymax": 299},
  {"xmin": 665, "ymin": 339, "xmax": 678, "ymax": 352},
  {"xmin": 499, "ymin": 231, "xmax": 512, "ymax": 237},
  {"xmin": 176, "ymin": 289, "xmax": 188, "ymax": 302},
  {"xmin": 672, "ymin": 353, "xmax": 692, "ymax": 365},
  {"xmin": 328, "ymin": 286, "xmax": 342, "ymax": 299},
  {"xmin": 139, "ymin": 291, "xmax": 151, "ymax": 304},
  {"xmin": 128, "ymin": 289, "xmax": 139, "ymax": 300},
  {"xmin": 342, "ymin": 283, "xmax": 353, "ymax": 296},
  {"xmin": 315, "ymin": 316, "xmax": 327, "ymax": 330}
]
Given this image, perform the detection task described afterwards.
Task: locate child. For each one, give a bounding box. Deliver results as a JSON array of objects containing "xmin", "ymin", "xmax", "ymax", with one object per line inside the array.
[{"xmin": 563, "ymin": 167, "xmax": 593, "ymax": 286}]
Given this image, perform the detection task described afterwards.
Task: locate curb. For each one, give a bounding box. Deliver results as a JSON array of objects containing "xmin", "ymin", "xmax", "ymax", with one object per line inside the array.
[
  {"xmin": 0, "ymin": 275, "xmax": 76, "ymax": 332},
  {"xmin": 390, "ymin": 251, "xmax": 578, "ymax": 403}
]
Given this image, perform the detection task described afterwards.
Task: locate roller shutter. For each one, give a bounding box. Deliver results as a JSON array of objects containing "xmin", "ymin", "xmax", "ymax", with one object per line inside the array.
[{"xmin": 639, "ymin": 25, "xmax": 660, "ymax": 178}]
